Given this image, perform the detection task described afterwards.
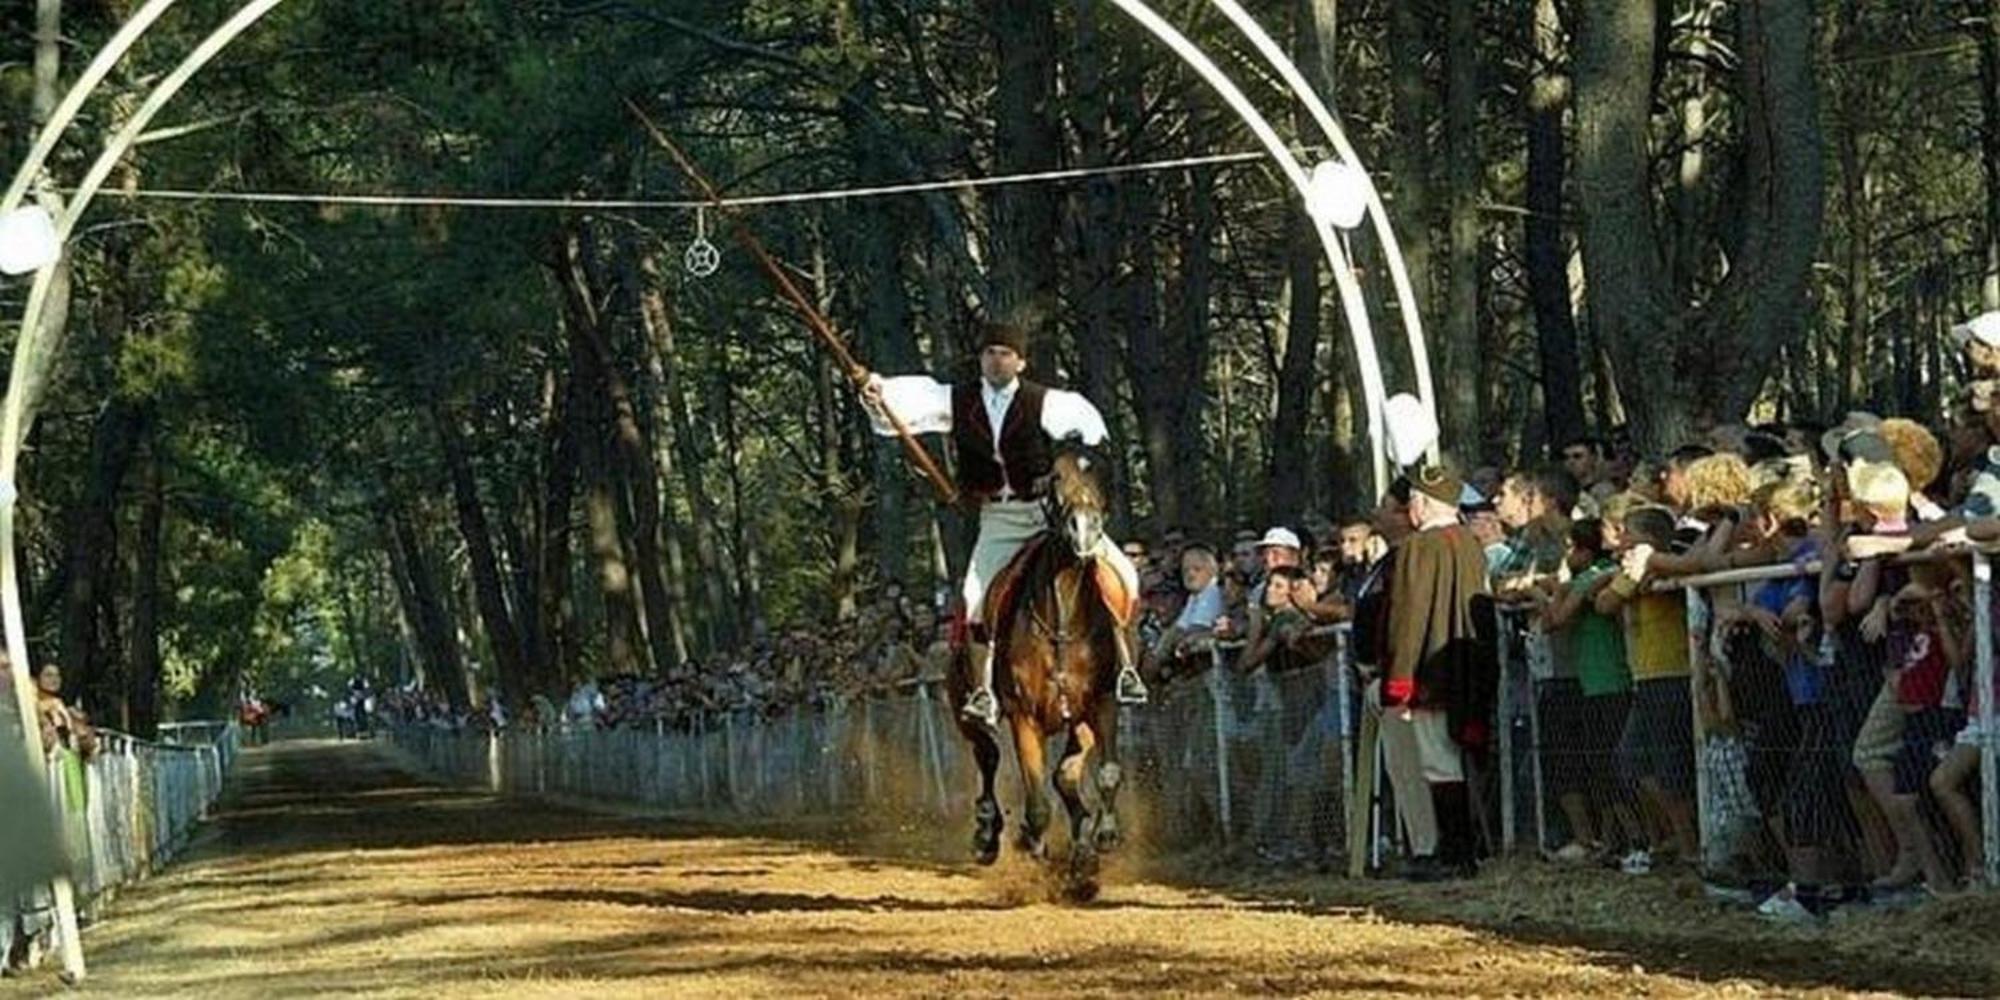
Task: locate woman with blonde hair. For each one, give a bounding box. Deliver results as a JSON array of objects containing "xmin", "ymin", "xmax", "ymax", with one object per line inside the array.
[
  {"xmin": 1684, "ymin": 452, "xmax": 1756, "ymax": 515},
  {"xmin": 1875, "ymin": 418, "xmax": 1944, "ymax": 520}
]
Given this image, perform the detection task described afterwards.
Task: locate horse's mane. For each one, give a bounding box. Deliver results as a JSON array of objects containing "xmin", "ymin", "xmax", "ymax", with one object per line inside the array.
[{"xmin": 1050, "ymin": 451, "xmax": 1106, "ymax": 512}]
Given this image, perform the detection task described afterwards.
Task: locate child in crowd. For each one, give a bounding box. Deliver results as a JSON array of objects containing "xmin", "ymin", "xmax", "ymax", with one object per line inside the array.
[
  {"xmin": 1596, "ymin": 505, "xmax": 1699, "ymax": 872},
  {"xmin": 1930, "ymin": 564, "xmax": 1989, "ymax": 886},
  {"xmin": 1540, "ymin": 518, "xmax": 1644, "ymax": 861}
]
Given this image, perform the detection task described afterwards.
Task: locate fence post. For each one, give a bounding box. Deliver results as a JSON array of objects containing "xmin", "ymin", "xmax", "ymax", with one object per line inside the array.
[
  {"xmin": 1333, "ymin": 626, "xmax": 1355, "ymax": 863},
  {"xmin": 1497, "ymin": 619, "xmax": 1517, "ymax": 855},
  {"xmin": 1684, "ymin": 585, "xmax": 1713, "ymax": 865},
  {"xmin": 1526, "ymin": 624, "xmax": 1548, "ymax": 856},
  {"xmin": 1975, "ymin": 551, "xmax": 1998, "ymax": 888},
  {"xmin": 1207, "ymin": 646, "xmax": 1233, "ymax": 840}
]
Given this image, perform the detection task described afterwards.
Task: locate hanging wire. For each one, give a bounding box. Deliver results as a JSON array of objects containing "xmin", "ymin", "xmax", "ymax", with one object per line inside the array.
[{"xmin": 69, "ymin": 149, "xmax": 1274, "ymax": 213}]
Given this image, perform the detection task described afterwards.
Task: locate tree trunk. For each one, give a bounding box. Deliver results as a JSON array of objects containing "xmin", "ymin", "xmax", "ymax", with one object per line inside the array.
[
  {"xmin": 552, "ymin": 227, "xmax": 644, "ymax": 680},
  {"xmin": 127, "ymin": 431, "xmax": 163, "ymax": 740},
  {"xmin": 1575, "ymin": 0, "xmax": 1822, "ymax": 453},
  {"xmin": 1128, "ymin": 168, "xmax": 1214, "ymax": 529},
  {"xmin": 1443, "ymin": 0, "xmax": 1485, "ymax": 460},
  {"xmin": 1979, "ymin": 0, "xmax": 2000, "ymax": 310},
  {"xmin": 1388, "ymin": 0, "xmax": 1438, "ymax": 367},
  {"xmin": 59, "ymin": 400, "xmax": 147, "ymax": 720},
  {"xmin": 1069, "ymin": 0, "xmax": 1135, "ymax": 530},
  {"xmin": 1574, "ymin": 0, "xmax": 1690, "ymax": 451},
  {"xmin": 987, "ymin": 0, "xmax": 1061, "ymax": 327},
  {"xmin": 537, "ymin": 364, "xmax": 579, "ymax": 691},
  {"xmin": 602, "ymin": 248, "xmax": 688, "ymax": 674},
  {"xmin": 631, "ymin": 247, "xmax": 704, "ymax": 656},
  {"xmin": 384, "ymin": 497, "xmax": 469, "ymax": 712},
  {"xmin": 1526, "ymin": 0, "xmax": 1587, "ymax": 453},
  {"xmin": 1269, "ymin": 0, "xmax": 1328, "ymax": 522},
  {"xmin": 715, "ymin": 357, "xmax": 765, "ymax": 630},
  {"xmin": 433, "ymin": 403, "xmax": 531, "ymax": 709}
]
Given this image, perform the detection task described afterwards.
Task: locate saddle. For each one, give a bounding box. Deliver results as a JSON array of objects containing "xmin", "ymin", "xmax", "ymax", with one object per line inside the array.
[{"xmin": 980, "ymin": 533, "xmax": 1139, "ymax": 638}]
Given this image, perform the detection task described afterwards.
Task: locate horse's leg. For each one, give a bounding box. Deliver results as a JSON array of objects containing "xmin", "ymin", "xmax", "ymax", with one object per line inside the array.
[
  {"xmin": 966, "ymin": 721, "xmax": 1004, "ymax": 865},
  {"xmin": 1010, "ymin": 711, "xmax": 1051, "ymax": 861},
  {"xmin": 1092, "ymin": 692, "xmax": 1125, "ymax": 853},
  {"xmin": 1056, "ymin": 720, "xmax": 1101, "ymax": 899}
]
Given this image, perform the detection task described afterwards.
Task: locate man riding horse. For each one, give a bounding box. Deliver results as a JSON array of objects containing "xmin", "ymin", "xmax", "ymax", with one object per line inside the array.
[{"xmin": 860, "ymin": 321, "xmax": 1148, "ymax": 728}]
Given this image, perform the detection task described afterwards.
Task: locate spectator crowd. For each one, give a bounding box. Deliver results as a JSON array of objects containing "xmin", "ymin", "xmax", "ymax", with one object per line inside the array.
[{"xmin": 377, "ymin": 313, "xmax": 2000, "ymax": 915}]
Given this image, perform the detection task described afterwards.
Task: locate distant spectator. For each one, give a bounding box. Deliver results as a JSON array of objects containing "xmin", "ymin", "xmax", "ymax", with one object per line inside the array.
[
  {"xmin": 34, "ymin": 663, "xmax": 97, "ymax": 764},
  {"xmin": 1489, "ymin": 468, "xmax": 1576, "ymax": 598},
  {"xmin": 1876, "ymin": 418, "xmax": 1945, "ymax": 520},
  {"xmin": 1380, "ymin": 464, "xmax": 1494, "ymax": 881},
  {"xmin": 1232, "ymin": 527, "xmax": 1304, "ymax": 670},
  {"xmin": 1467, "ymin": 466, "xmax": 1505, "ymax": 508},
  {"xmin": 1155, "ymin": 543, "xmax": 1224, "ymax": 670},
  {"xmin": 1596, "ymin": 506, "xmax": 1699, "ymax": 872},
  {"xmin": 1541, "ymin": 518, "xmax": 1643, "ymax": 861},
  {"xmin": 1659, "ymin": 445, "xmax": 1715, "ymax": 511},
  {"xmin": 1951, "ymin": 309, "xmax": 2000, "ymax": 380}
]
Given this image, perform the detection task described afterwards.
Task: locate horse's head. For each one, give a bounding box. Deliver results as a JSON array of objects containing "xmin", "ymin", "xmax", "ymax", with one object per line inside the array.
[{"xmin": 1044, "ymin": 447, "xmax": 1108, "ymax": 560}]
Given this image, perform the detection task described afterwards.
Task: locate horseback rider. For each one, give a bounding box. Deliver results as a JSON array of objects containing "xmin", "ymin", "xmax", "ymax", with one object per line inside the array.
[{"xmin": 859, "ymin": 321, "xmax": 1149, "ymax": 728}]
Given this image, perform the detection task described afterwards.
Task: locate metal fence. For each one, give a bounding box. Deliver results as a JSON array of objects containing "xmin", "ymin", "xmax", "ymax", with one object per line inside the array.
[
  {"xmin": 1503, "ymin": 550, "xmax": 2000, "ymax": 891},
  {"xmin": 3, "ymin": 721, "xmax": 239, "ymax": 971},
  {"xmin": 396, "ymin": 550, "xmax": 2000, "ymax": 893},
  {"xmin": 395, "ymin": 639, "xmax": 1358, "ymax": 864}
]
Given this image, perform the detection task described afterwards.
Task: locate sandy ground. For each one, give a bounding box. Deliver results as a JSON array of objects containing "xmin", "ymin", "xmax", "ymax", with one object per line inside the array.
[{"xmin": 1, "ymin": 739, "xmax": 1986, "ymax": 998}]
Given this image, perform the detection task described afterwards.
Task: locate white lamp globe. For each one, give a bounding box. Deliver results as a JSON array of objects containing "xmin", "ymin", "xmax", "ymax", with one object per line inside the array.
[
  {"xmin": 0, "ymin": 206, "xmax": 60, "ymax": 276},
  {"xmin": 1382, "ymin": 392, "xmax": 1439, "ymax": 468},
  {"xmin": 1307, "ymin": 159, "xmax": 1370, "ymax": 231}
]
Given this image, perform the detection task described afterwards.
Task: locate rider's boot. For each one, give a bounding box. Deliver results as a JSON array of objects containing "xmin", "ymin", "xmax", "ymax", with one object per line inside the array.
[
  {"xmin": 961, "ymin": 639, "xmax": 1001, "ymax": 729},
  {"xmin": 1113, "ymin": 627, "xmax": 1150, "ymax": 705}
]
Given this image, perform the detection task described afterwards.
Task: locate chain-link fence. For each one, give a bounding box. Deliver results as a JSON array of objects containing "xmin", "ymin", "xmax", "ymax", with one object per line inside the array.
[
  {"xmin": 395, "ymin": 634, "xmax": 1364, "ymax": 865},
  {"xmin": 395, "ymin": 552, "xmax": 2000, "ymax": 894},
  {"xmin": 3, "ymin": 720, "xmax": 239, "ymax": 971},
  {"xmin": 1504, "ymin": 551, "xmax": 2000, "ymax": 893}
]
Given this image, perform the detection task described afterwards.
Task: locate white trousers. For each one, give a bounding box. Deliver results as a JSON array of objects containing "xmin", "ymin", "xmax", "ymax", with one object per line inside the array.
[{"xmin": 963, "ymin": 500, "xmax": 1137, "ymax": 626}]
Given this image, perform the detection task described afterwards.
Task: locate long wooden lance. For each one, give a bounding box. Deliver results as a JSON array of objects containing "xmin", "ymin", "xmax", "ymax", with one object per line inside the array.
[{"xmin": 625, "ymin": 99, "xmax": 961, "ymax": 507}]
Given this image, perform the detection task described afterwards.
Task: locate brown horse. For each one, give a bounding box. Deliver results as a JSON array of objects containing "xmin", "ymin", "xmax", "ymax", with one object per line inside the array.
[{"xmin": 952, "ymin": 451, "xmax": 1128, "ymax": 900}]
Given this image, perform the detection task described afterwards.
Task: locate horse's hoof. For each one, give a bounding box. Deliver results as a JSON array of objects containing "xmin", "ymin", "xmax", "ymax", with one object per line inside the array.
[
  {"xmin": 1094, "ymin": 819, "xmax": 1123, "ymax": 853},
  {"xmin": 1015, "ymin": 834, "xmax": 1048, "ymax": 861},
  {"xmin": 972, "ymin": 802, "xmax": 1004, "ymax": 865},
  {"xmin": 1064, "ymin": 849, "xmax": 1101, "ymax": 903},
  {"xmin": 1063, "ymin": 876, "xmax": 1101, "ymax": 904}
]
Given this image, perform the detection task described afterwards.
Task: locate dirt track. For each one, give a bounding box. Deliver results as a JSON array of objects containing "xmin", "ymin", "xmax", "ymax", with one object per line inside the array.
[{"xmin": 1, "ymin": 739, "xmax": 1982, "ymax": 998}]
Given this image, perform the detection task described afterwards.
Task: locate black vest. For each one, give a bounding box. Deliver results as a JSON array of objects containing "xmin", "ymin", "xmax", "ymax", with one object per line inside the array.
[{"xmin": 951, "ymin": 380, "xmax": 1052, "ymax": 501}]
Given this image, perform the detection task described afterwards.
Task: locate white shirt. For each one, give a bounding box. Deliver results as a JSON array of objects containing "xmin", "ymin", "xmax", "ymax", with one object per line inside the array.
[
  {"xmin": 982, "ymin": 380, "xmax": 1018, "ymax": 445},
  {"xmin": 1174, "ymin": 581, "xmax": 1225, "ymax": 631},
  {"xmin": 867, "ymin": 374, "xmax": 1108, "ymax": 446}
]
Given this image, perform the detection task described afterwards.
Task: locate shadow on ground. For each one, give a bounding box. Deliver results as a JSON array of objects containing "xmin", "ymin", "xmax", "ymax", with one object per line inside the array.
[{"xmin": 4, "ymin": 738, "xmax": 1980, "ymax": 998}]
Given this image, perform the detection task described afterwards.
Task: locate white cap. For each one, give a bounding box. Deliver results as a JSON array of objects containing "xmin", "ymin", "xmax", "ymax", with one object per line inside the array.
[
  {"xmin": 1256, "ymin": 527, "xmax": 1302, "ymax": 551},
  {"xmin": 1952, "ymin": 310, "xmax": 2000, "ymax": 350}
]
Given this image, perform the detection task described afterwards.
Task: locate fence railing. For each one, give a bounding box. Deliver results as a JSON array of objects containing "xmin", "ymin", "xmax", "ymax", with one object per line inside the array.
[
  {"xmin": 395, "ymin": 642, "xmax": 1357, "ymax": 864},
  {"xmin": 3, "ymin": 720, "xmax": 239, "ymax": 971},
  {"xmin": 395, "ymin": 549, "xmax": 2000, "ymax": 895}
]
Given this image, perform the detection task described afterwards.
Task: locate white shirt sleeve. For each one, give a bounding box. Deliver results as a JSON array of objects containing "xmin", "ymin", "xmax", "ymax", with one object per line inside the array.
[
  {"xmin": 1039, "ymin": 388, "xmax": 1108, "ymax": 446},
  {"xmin": 869, "ymin": 376, "xmax": 953, "ymax": 437}
]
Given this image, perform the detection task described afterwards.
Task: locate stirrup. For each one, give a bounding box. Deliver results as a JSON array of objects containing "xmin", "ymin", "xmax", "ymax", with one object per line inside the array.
[
  {"xmin": 1116, "ymin": 666, "xmax": 1150, "ymax": 705},
  {"xmin": 961, "ymin": 686, "xmax": 1000, "ymax": 727}
]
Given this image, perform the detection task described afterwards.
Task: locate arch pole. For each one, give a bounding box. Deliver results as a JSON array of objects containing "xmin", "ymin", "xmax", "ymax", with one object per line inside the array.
[
  {"xmin": 1202, "ymin": 0, "xmax": 1438, "ymax": 459},
  {"xmin": 1, "ymin": 1, "xmax": 289, "ymax": 982},
  {"xmin": 1105, "ymin": 0, "xmax": 1392, "ymax": 495}
]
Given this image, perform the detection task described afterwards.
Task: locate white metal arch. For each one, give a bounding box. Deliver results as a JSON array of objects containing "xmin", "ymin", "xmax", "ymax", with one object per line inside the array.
[{"xmin": 0, "ymin": 2, "xmax": 1436, "ymax": 978}]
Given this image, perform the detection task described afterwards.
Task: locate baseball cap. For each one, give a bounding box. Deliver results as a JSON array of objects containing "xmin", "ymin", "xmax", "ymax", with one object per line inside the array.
[
  {"xmin": 1952, "ymin": 311, "xmax": 2000, "ymax": 350},
  {"xmin": 1255, "ymin": 527, "xmax": 1302, "ymax": 551}
]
